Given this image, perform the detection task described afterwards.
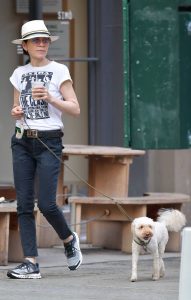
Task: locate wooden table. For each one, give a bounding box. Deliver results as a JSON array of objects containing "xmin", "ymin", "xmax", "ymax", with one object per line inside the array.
[
  {"xmin": 61, "ymin": 144, "xmax": 145, "ymax": 196},
  {"xmin": 61, "ymin": 145, "xmax": 145, "ymax": 247}
]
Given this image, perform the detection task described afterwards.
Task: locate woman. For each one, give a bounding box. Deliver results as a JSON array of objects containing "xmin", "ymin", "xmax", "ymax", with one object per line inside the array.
[{"xmin": 7, "ymin": 20, "xmax": 82, "ymax": 279}]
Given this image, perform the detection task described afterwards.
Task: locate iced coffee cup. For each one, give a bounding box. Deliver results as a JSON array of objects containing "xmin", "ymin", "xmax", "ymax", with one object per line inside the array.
[{"xmin": 31, "ymin": 81, "xmax": 45, "ymax": 100}]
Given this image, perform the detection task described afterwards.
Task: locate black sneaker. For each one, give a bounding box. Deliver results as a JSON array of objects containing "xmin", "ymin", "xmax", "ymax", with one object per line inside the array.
[
  {"xmin": 7, "ymin": 260, "xmax": 41, "ymax": 279},
  {"xmin": 64, "ymin": 232, "xmax": 83, "ymax": 271}
]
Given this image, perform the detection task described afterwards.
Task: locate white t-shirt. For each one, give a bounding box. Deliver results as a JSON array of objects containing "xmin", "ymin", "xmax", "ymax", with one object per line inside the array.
[{"xmin": 10, "ymin": 61, "xmax": 72, "ymax": 130}]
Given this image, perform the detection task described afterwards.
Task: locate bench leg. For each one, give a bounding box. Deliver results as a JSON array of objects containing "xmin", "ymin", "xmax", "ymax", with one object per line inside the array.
[
  {"xmin": 87, "ymin": 221, "xmax": 122, "ymax": 249},
  {"xmin": 70, "ymin": 202, "xmax": 82, "ymax": 238},
  {"xmin": 0, "ymin": 213, "xmax": 10, "ymax": 265},
  {"xmin": 166, "ymin": 232, "xmax": 181, "ymax": 252},
  {"xmin": 147, "ymin": 203, "xmax": 182, "ymax": 252},
  {"xmin": 74, "ymin": 204, "xmax": 82, "ymax": 237},
  {"xmin": 36, "ymin": 212, "xmax": 63, "ymax": 248},
  {"xmin": 8, "ymin": 213, "xmax": 24, "ymax": 262},
  {"xmin": 8, "ymin": 230, "xmax": 24, "ymax": 262},
  {"xmin": 166, "ymin": 203, "xmax": 182, "ymax": 251}
]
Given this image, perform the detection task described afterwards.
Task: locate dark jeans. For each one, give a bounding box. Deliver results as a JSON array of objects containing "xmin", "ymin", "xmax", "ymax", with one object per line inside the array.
[{"xmin": 11, "ymin": 134, "xmax": 72, "ymax": 257}]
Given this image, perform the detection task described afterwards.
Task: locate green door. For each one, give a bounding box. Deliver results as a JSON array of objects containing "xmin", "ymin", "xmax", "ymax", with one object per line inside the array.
[
  {"xmin": 179, "ymin": 11, "xmax": 191, "ymax": 148},
  {"xmin": 124, "ymin": 0, "xmax": 182, "ymax": 149}
]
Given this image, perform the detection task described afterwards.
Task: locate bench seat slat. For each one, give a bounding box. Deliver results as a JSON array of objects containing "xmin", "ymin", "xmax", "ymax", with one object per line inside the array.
[{"xmin": 69, "ymin": 193, "xmax": 190, "ymax": 205}]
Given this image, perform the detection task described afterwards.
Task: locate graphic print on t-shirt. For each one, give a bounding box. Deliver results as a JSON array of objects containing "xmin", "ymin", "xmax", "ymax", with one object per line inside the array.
[{"xmin": 20, "ymin": 71, "xmax": 53, "ymax": 120}]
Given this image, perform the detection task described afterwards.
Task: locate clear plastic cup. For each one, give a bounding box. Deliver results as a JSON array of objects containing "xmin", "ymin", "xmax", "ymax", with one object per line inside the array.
[
  {"xmin": 31, "ymin": 81, "xmax": 44, "ymax": 88},
  {"xmin": 31, "ymin": 81, "xmax": 45, "ymax": 100}
]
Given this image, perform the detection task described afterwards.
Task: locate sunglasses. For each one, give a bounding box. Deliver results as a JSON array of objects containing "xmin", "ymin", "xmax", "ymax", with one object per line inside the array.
[{"xmin": 30, "ymin": 37, "xmax": 50, "ymax": 45}]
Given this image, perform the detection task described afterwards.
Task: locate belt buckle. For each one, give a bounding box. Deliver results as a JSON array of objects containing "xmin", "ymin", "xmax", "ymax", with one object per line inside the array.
[{"xmin": 27, "ymin": 129, "xmax": 38, "ymax": 138}]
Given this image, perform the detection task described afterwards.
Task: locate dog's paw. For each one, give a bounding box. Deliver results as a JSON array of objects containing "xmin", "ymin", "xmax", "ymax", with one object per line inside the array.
[
  {"xmin": 152, "ymin": 274, "xmax": 160, "ymax": 281},
  {"xmin": 130, "ymin": 275, "xmax": 137, "ymax": 282},
  {"xmin": 160, "ymin": 267, "xmax": 165, "ymax": 277}
]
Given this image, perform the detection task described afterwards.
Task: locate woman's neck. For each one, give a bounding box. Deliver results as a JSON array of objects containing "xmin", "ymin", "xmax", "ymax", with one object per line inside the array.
[{"xmin": 30, "ymin": 58, "xmax": 50, "ymax": 67}]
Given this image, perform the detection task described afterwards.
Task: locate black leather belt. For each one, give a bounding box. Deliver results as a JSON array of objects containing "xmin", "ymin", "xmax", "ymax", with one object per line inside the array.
[{"xmin": 22, "ymin": 129, "xmax": 63, "ymax": 138}]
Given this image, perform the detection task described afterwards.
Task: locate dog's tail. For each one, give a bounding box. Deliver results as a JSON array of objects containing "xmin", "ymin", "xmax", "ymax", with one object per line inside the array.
[{"xmin": 157, "ymin": 209, "xmax": 186, "ymax": 232}]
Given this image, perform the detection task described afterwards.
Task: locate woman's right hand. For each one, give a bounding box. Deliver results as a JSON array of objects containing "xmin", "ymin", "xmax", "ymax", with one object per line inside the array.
[{"xmin": 11, "ymin": 105, "xmax": 24, "ymax": 119}]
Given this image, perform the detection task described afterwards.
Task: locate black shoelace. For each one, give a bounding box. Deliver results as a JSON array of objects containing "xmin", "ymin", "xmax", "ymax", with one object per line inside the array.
[{"xmin": 65, "ymin": 240, "xmax": 75, "ymax": 258}]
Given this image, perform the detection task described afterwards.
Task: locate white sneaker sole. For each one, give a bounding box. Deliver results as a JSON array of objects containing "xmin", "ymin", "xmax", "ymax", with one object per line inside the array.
[{"xmin": 7, "ymin": 272, "xmax": 42, "ymax": 279}]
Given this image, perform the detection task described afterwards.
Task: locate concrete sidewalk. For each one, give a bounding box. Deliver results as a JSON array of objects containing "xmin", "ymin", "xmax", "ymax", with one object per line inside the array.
[{"xmin": 0, "ymin": 245, "xmax": 181, "ymax": 300}]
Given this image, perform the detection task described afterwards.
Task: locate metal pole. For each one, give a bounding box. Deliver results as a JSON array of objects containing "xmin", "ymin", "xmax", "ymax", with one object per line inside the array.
[
  {"xmin": 179, "ymin": 227, "xmax": 191, "ymax": 300},
  {"xmin": 88, "ymin": 0, "xmax": 97, "ymax": 145},
  {"xmin": 29, "ymin": 0, "xmax": 43, "ymax": 20}
]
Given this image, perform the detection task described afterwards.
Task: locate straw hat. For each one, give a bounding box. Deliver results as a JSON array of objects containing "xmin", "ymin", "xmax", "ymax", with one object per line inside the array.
[{"xmin": 12, "ymin": 20, "xmax": 59, "ymax": 44}]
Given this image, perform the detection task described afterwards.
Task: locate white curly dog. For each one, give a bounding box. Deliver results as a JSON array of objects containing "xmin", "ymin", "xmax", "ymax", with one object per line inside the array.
[{"xmin": 130, "ymin": 209, "xmax": 186, "ymax": 282}]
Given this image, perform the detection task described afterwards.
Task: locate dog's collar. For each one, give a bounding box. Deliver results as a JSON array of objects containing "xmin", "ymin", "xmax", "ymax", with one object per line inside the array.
[{"xmin": 133, "ymin": 237, "xmax": 151, "ymax": 251}]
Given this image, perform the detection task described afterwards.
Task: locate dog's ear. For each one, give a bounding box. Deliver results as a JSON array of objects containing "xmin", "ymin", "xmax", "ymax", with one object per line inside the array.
[{"xmin": 131, "ymin": 220, "xmax": 135, "ymax": 233}]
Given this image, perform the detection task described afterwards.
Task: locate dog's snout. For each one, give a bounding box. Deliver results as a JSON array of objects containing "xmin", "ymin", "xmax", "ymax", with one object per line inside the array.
[
  {"xmin": 143, "ymin": 231, "xmax": 153, "ymax": 240},
  {"xmin": 145, "ymin": 232, "xmax": 152, "ymax": 238}
]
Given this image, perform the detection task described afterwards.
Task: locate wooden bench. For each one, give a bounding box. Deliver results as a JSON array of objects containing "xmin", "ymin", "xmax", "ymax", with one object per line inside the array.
[
  {"xmin": 0, "ymin": 201, "xmax": 38, "ymax": 265},
  {"xmin": 0, "ymin": 202, "xmax": 22, "ymax": 265},
  {"xmin": 69, "ymin": 193, "xmax": 190, "ymax": 253},
  {"xmin": 0, "ymin": 185, "xmax": 16, "ymax": 200}
]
